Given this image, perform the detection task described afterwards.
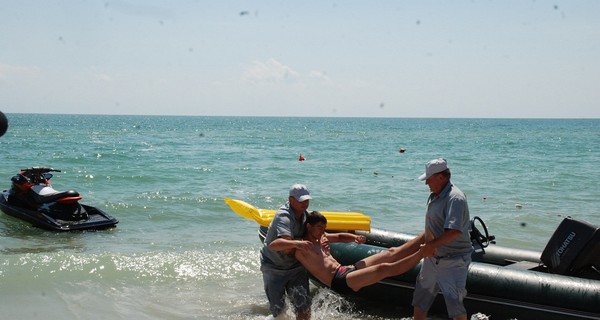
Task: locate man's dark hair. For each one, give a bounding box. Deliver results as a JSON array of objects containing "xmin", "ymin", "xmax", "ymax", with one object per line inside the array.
[{"xmin": 306, "ymin": 210, "xmax": 327, "ymax": 226}]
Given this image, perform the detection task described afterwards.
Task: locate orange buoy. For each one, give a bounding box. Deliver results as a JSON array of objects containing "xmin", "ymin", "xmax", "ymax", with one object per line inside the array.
[{"xmin": 299, "ymin": 153, "xmax": 305, "ymax": 161}]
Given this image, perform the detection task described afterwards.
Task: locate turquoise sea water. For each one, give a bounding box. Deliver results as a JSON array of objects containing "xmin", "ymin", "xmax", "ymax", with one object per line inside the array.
[{"xmin": 0, "ymin": 114, "xmax": 599, "ymax": 319}]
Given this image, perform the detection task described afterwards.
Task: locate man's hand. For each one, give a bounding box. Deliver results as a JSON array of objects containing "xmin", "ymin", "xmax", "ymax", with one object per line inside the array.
[
  {"xmin": 294, "ymin": 240, "xmax": 313, "ymax": 252},
  {"xmin": 354, "ymin": 235, "xmax": 366, "ymax": 244},
  {"xmin": 320, "ymin": 235, "xmax": 330, "ymax": 254},
  {"xmin": 419, "ymin": 243, "xmax": 435, "ymax": 258}
]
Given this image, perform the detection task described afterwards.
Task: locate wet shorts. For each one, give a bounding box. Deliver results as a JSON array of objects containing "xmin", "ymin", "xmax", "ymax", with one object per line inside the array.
[
  {"xmin": 412, "ymin": 253, "xmax": 471, "ymax": 318},
  {"xmin": 330, "ymin": 265, "xmax": 356, "ymax": 293},
  {"xmin": 261, "ymin": 264, "xmax": 311, "ymax": 317}
]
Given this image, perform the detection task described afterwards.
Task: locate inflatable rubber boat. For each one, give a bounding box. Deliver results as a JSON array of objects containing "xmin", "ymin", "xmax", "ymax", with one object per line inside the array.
[{"xmin": 225, "ymin": 198, "xmax": 600, "ymax": 320}]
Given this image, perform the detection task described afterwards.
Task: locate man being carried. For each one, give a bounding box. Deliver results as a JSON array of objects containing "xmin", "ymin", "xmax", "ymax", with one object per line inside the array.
[{"xmin": 295, "ymin": 211, "xmax": 428, "ymax": 293}]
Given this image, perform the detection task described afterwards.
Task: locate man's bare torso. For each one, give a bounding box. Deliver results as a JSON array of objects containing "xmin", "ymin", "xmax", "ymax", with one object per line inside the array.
[{"xmin": 296, "ymin": 237, "xmax": 340, "ymax": 287}]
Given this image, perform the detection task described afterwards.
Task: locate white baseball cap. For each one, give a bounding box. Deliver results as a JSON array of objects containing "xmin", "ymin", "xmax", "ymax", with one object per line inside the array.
[
  {"xmin": 289, "ymin": 184, "xmax": 312, "ymax": 202},
  {"xmin": 418, "ymin": 158, "xmax": 448, "ymax": 181}
]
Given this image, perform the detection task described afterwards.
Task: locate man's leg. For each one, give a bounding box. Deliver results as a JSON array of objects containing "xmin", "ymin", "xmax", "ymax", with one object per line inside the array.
[
  {"xmin": 438, "ymin": 254, "xmax": 470, "ymax": 320},
  {"xmin": 354, "ymin": 243, "xmax": 411, "ymax": 269},
  {"xmin": 296, "ymin": 309, "xmax": 310, "ymax": 320},
  {"xmin": 262, "ymin": 270, "xmax": 287, "ymax": 317},
  {"xmin": 413, "ymin": 306, "xmax": 428, "ymax": 320},
  {"xmin": 346, "ymin": 250, "xmax": 423, "ymax": 291},
  {"xmin": 412, "ymin": 258, "xmax": 438, "ymax": 320},
  {"xmin": 286, "ymin": 267, "xmax": 311, "ymax": 320},
  {"xmin": 355, "ymin": 233, "xmax": 424, "ymax": 269}
]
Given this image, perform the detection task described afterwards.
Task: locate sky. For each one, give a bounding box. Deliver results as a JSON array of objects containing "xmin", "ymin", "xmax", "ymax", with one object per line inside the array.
[{"xmin": 0, "ymin": 1, "xmax": 599, "ymax": 118}]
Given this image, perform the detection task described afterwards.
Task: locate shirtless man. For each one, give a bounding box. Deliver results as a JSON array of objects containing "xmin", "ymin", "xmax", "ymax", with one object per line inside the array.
[{"xmin": 295, "ymin": 211, "xmax": 427, "ymax": 293}]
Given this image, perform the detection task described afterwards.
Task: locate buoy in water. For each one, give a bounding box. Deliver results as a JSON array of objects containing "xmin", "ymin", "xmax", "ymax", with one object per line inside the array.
[
  {"xmin": 298, "ymin": 153, "xmax": 305, "ymax": 161},
  {"xmin": 0, "ymin": 111, "xmax": 8, "ymax": 137}
]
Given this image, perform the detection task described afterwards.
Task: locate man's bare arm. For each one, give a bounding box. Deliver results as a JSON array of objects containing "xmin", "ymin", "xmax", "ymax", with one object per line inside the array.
[
  {"xmin": 324, "ymin": 232, "xmax": 366, "ymax": 244},
  {"xmin": 269, "ymin": 235, "xmax": 313, "ymax": 253},
  {"xmin": 421, "ymin": 229, "xmax": 462, "ymax": 257}
]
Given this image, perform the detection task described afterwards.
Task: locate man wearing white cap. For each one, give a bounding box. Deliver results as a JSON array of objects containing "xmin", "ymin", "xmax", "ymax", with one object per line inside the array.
[
  {"xmin": 352, "ymin": 158, "xmax": 472, "ymax": 320},
  {"xmin": 260, "ymin": 184, "xmax": 314, "ymax": 320},
  {"xmin": 412, "ymin": 158, "xmax": 473, "ymax": 320}
]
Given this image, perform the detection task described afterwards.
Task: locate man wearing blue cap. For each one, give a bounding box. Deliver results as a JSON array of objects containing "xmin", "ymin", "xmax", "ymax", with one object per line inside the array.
[
  {"xmin": 412, "ymin": 158, "xmax": 473, "ymax": 320},
  {"xmin": 260, "ymin": 184, "xmax": 314, "ymax": 320}
]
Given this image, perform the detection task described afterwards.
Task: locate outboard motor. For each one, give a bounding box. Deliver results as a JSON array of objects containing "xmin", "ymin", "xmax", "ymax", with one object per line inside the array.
[{"xmin": 541, "ymin": 217, "xmax": 600, "ymax": 279}]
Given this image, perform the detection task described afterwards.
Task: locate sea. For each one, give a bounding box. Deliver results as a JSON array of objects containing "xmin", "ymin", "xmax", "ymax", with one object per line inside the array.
[{"xmin": 0, "ymin": 114, "xmax": 598, "ymax": 320}]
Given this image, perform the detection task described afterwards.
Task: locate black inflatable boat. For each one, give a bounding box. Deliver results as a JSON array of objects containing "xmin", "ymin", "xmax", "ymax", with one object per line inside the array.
[{"xmin": 259, "ymin": 216, "xmax": 600, "ymax": 320}]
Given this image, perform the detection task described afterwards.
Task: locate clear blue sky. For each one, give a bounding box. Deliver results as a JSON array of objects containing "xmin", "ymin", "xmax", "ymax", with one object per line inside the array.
[{"xmin": 1, "ymin": 1, "xmax": 598, "ymax": 118}]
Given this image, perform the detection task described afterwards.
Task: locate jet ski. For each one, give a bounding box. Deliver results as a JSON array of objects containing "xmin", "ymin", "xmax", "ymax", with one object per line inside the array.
[{"xmin": 0, "ymin": 167, "xmax": 118, "ymax": 231}]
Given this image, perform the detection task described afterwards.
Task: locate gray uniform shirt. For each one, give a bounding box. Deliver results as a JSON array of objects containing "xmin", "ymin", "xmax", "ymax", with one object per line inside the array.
[
  {"xmin": 425, "ymin": 182, "xmax": 473, "ymax": 257},
  {"xmin": 260, "ymin": 202, "xmax": 307, "ymax": 270}
]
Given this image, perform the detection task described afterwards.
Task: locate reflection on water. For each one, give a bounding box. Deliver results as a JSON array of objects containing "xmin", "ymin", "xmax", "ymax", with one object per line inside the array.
[{"xmin": 0, "ymin": 216, "xmax": 90, "ymax": 254}]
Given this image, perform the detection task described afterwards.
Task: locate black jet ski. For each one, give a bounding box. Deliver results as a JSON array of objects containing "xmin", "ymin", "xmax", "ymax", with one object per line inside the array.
[{"xmin": 0, "ymin": 167, "xmax": 118, "ymax": 231}]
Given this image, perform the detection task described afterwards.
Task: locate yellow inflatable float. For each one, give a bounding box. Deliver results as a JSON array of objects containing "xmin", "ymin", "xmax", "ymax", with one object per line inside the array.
[{"xmin": 224, "ymin": 198, "xmax": 371, "ymax": 231}]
